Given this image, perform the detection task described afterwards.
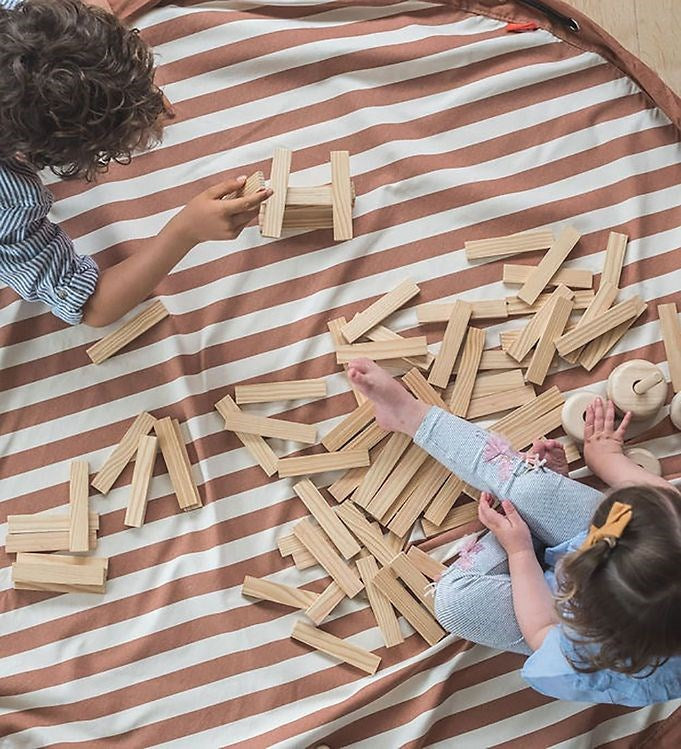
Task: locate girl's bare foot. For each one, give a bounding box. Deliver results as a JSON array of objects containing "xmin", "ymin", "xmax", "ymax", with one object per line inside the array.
[
  {"xmin": 347, "ymin": 358, "xmax": 429, "ymax": 436},
  {"xmin": 529, "ymin": 439, "xmax": 569, "ymax": 476}
]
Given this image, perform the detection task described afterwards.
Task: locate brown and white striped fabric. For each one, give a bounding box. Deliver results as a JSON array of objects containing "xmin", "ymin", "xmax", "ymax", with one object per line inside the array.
[{"xmin": 1, "ymin": 0, "xmax": 680, "ymax": 745}]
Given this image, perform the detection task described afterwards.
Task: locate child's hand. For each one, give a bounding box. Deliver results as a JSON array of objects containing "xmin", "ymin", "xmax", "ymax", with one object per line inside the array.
[
  {"xmin": 477, "ymin": 492, "xmax": 533, "ymax": 557},
  {"xmin": 583, "ymin": 397, "xmax": 630, "ymax": 470},
  {"xmin": 528, "ymin": 438, "xmax": 569, "ymax": 476},
  {"xmin": 171, "ymin": 177, "xmax": 273, "ymax": 245}
]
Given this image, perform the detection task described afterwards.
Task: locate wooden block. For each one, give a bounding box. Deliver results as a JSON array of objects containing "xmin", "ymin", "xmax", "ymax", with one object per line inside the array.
[
  {"xmin": 86, "ymin": 300, "xmax": 169, "ymax": 365},
  {"xmin": 406, "ymin": 546, "xmax": 447, "ymax": 580},
  {"xmin": 293, "ymin": 479, "xmax": 360, "ymax": 559},
  {"xmin": 322, "ymin": 400, "xmax": 374, "ymax": 452},
  {"xmin": 402, "ymin": 368, "xmax": 448, "ymax": 409},
  {"xmin": 507, "ymin": 285, "xmax": 573, "ymax": 362},
  {"xmin": 328, "ymin": 463, "xmax": 371, "ymax": 502},
  {"xmin": 417, "ymin": 299, "xmax": 507, "ymax": 323},
  {"xmin": 490, "ymin": 386, "xmax": 565, "ymax": 450},
  {"xmin": 242, "ymin": 575, "xmax": 319, "ymax": 610},
  {"xmin": 305, "ymin": 581, "xmax": 345, "ymax": 625},
  {"xmin": 372, "ymin": 567, "xmax": 446, "ymax": 647},
  {"xmin": 124, "ymin": 435, "xmax": 158, "ymax": 528},
  {"xmin": 291, "ymin": 620, "xmax": 380, "ymax": 675},
  {"xmin": 285, "ymin": 185, "xmax": 333, "ymax": 206},
  {"xmin": 422, "ymin": 501, "xmax": 480, "ymax": 538},
  {"xmin": 517, "ymin": 226, "xmax": 581, "ymax": 305},
  {"xmin": 562, "ymin": 281, "xmax": 618, "ymax": 364},
  {"xmin": 507, "ymin": 289, "xmax": 593, "ymax": 316},
  {"xmin": 365, "ymin": 326, "xmax": 433, "ymax": 371},
  {"xmin": 17, "ymin": 552, "xmax": 107, "ymax": 572},
  {"xmin": 578, "ymin": 298, "xmax": 647, "ymax": 371},
  {"xmin": 13, "ymin": 558, "xmax": 105, "ymax": 587},
  {"xmin": 6, "ymin": 529, "xmax": 96, "ymax": 553},
  {"xmin": 503, "ymin": 264, "xmax": 593, "ymax": 289},
  {"xmin": 601, "ymin": 231, "xmax": 628, "ymax": 287},
  {"xmin": 464, "ymin": 230, "xmax": 554, "ymax": 261},
  {"xmin": 242, "ymin": 170, "xmax": 265, "ymax": 196},
  {"xmin": 389, "ymin": 552, "xmax": 435, "ymax": 614},
  {"xmin": 353, "ymin": 432, "xmax": 411, "ymax": 509},
  {"xmin": 423, "ymin": 472, "xmax": 465, "ymax": 525},
  {"xmin": 387, "ymin": 459, "xmax": 450, "ymax": 537},
  {"xmin": 328, "ymin": 317, "xmax": 366, "ymax": 406},
  {"xmin": 13, "ymin": 553, "xmax": 106, "ymax": 594},
  {"xmin": 560, "ymin": 438, "xmax": 581, "ymax": 464},
  {"xmin": 468, "ymin": 349, "xmax": 532, "ymax": 371},
  {"xmin": 427, "ymin": 302, "xmax": 472, "ymax": 389},
  {"xmin": 154, "ymin": 417, "xmax": 202, "ymax": 511},
  {"xmin": 525, "ymin": 295, "xmax": 573, "ymax": 385},
  {"xmin": 330, "ymin": 151, "xmax": 353, "ymax": 241},
  {"xmin": 91, "ymin": 411, "xmax": 157, "ymax": 494},
  {"xmin": 235, "ymin": 379, "xmax": 327, "ymax": 404},
  {"xmin": 341, "ymin": 279, "xmax": 420, "ymax": 343},
  {"xmin": 658, "ymin": 303, "xmax": 681, "ymax": 393},
  {"xmin": 335, "ymin": 501, "xmax": 395, "ymax": 566},
  {"xmin": 293, "ymin": 550, "xmax": 317, "ymax": 570},
  {"xmin": 384, "ymin": 530, "xmax": 406, "ymax": 555},
  {"xmin": 336, "ymin": 338, "xmax": 428, "ymax": 364},
  {"xmin": 466, "ymin": 385, "xmax": 536, "ymax": 420},
  {"xmin": 68, "ymin": 461, "xmax": 89, "ymax": 553},
  {"xmin": 448, "ymin": 327, "xmax": 485, "ymax": 416},
  {"xmin": 221, "ymin": 411, "xmax": 316, "ymax": 445},
  {"xmin": 8, "ymin": 512, "xmax": 99, "ymax": 535},
  {"xmin": 278, "ymin": 449, "xmax": 369, "ymax": 478},
  {"xmin": 215, "ymin": 395, "xmax": 279, "ymax": 477},
  {"xmin": 357, "ymin": 556, "xmax": 403, "ymax": 647},
  {"xmin": 261, "ymin": 146, "xmax": 291, "ymax": 238},
  {"xmin": 470, "ymin": 370, "xmax": 525, "ymax": 400},
  {"xmin": 277, "ymin": 533, "xmax": 307, "ymax": 557},
  {"xmin": 555, "ymin": 297, "xmax": 643, "ymax": 357},
  {"xmin": 366, "ymin": 444, "xmax": 428, "ymax": 521},
  {"xmin": 343, "ymin": 421, "xmax": 389, "ymax": 452},
  {"xmin": 293, "ymin": 519, "xmax": 363, "ymax": 598},
  {"xmin": 170, "ymin": 420, "xmax": 201, "ymax": 510}
]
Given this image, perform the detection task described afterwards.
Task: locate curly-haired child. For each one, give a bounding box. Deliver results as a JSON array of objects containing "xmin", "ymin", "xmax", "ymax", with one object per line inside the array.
[
  {"xmin": 0, "ymin": 0, "xmax": 271, "ymax": 326},
  {"xmin": 347, "ymin": 358, "xmax": 681, "ymax": 706}
]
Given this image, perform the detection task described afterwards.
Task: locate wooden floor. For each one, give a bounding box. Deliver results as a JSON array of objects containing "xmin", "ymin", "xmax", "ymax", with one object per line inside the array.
[{"xmin": 567, "ymin": 0, "xmax": 680, "ymax": 94}]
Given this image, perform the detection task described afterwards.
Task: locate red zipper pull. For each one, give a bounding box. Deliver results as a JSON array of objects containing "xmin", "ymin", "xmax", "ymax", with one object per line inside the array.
[{"xmin": 506, "ymin": 21, "xmax": 540, "ymax": 32}]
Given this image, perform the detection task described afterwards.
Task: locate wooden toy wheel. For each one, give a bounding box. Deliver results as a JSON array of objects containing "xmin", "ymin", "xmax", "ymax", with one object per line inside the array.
[
  {"xmin": 606, "ymin": 359, "xmax": 666, "ymax": 422},
  {"xmin": 624, "ymin": 447, "xmax": 662, "ymax": 476},
  {"xmin": 561, "ymin": 391, "xmax": 600, "ymax": 443}
]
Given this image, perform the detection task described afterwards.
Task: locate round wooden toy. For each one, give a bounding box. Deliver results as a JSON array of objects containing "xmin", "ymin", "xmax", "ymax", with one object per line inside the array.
[
  {"xmin": 624, "ymin": 447, "xmax": 662, "ymax": 476},
  {"xmin": 561, "ymin": 391, "xmax": 600, "ymax": 443},
  {"xmin": 670, "ymin": 392, "xmax": 681, "ymax": 431},
  {"xmin": 606, "ymin": 359, "xmax": 667, "ymax": 422}
]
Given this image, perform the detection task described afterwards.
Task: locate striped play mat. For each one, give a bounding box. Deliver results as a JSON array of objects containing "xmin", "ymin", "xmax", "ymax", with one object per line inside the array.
[{"xmin": 1, "ymin": 1, "xmax": 680, "ymax": 745}]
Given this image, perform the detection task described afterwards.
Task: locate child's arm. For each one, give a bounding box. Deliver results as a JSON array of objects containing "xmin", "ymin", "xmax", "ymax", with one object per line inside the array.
[
  {"xmin": 478, "ymin": 494, "xmax": 558, "ymax": 650},
  {"xmin": 82, "ymin": 178, "xmax": 271, "ymax": 327},
  {"xmin": 583, "ymin": 397, "xmax": 672, "ymax": 490}
]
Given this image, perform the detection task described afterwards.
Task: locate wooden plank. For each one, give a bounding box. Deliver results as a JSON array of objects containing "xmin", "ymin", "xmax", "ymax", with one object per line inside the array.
[
  {"xmin": 490, "ymin": 387, "xmax": 565, "ymax": 449},
  {"xmin": 261, "ymin": 146, "xmax": 291, "ymax": 238},
  {"xmin": 293, "ymin": 479, "xmax": 360, "ymax": 559},
  {"xmin": 8, "ymin": 512, "xmax": 99, "ymax": 534},
  {"xmin": 503, "ymin": 264, "xmax": 593, "ymax": 289},
  {"xmin": 578, "ymin": 298, "xmax": 647, "ymax": 371},
  {"xmin": 423, "ymin": 472, "xmax": 465, "ymax": 525},
  {"xmin": 124, "ymin": 435, "xmax": 158, "ymax": 528},
  {"xmin": 448, "ymin": 327, "xmax": 485, "ymax": 416},
  {"xmin": 17, "ymin": 552, "xmax": 107, "ymax": 572},
  {"xmin": 372, "ymin": 567, "xmax": 446, "ymax": 646},
  {"xmin": 335, "ymin": 501, "xmax": 395, "ymax": 566},
  {"xmin": 293, "ymin": 519, "xmax": 363, "ymax": 598},
  {"xmin": 387, "ymin": 459, "xmax": 450, "ymax": 536},
  {"xmin": 13, "ymin": 553, "xmax": 106, "ymax": 594},
  {"xmin": 91, "ymin": 411, "xmax": 157, "ymax": 494},
  {"xmin": 291, "ymin": 620, "xmax": 380, "ymax": 675},
  {"xmin": 285, "ymin": 185, "xmax": 333, "ymax": 206},
  {"xmin": 341, "ymin": 279, "xmax": 420, "ymax": 343},
  {"xmin": 235, "ymin": 379, "xmax": 327, "ymax": 404},
  {"xmin": 507, "ymin": 289, "xmax": 593, "ymax": 316},
  {"xmin": 402, "ymin": 368, "xmax": 448, "ymax": 409},
  {"xmin": 365, "ymin": 326, "xmax": 433, "ymax": 371},
  {"xmin": 86, "ymin": 300, "xmax": 169, "ymax": 365},
  {"xmin": 422, "ymin": 501, "xmax": 480, "ymax": 538},
  {"xmin": 390, "ymin": 552, "xmax": 435, "ymax": 613},
  {"xmin": 514, "ymin": 405, "xmax": 565, "ymax": 452},
  {"xmin": 466, "ymin": 385, "xmax": 536, "ymax": 420},
  {"xmin": 561, "ymin": 281, "xmax": 618, "ymax": 364},
  {"xmin": 466, "ymin": 349, "xmax": 532, "ymax": 371},
  {"xmin": 428, "ymin": 302, "xmax": 472, "ymax": 388},
  {"xmin": 406, "ymin": 546, "xmax": 447, "ymax": 580},
  {"xmin": 13, "ymin": 559, "xmax": 105, "ymax": 587},
  {"xmin": 417, "ymin": 299, "xmax": 507, "ymax": 323},
  {"xmin": 154, "ymin": 417, "xmax": 202, "ymax": 511},
  {"xmin": 517, "ymin": 226, "xmax": 581, "ymax": 305},
  {"xmin": 6, "ymin": 529, "xmax": 96, "ymax": 553},
  {"xmin": 365, "ymin": 444, "xmax": 429, "ymax": 521},
  {"xmin": 277, "ymin": 533, "xmax": 307, "ymax": 557},
  {"xmin": 601, "ymin": 231, "xmax": 628, "ymax": 287},
  {"xmin": 336, "ymin": 338, "xmax": 428, "ymax": 364},
  {"xmin": 215, "ymin": 395, "xmax": 279, "ymax": 477},
  {"xmin": 222, "ymin": 411, "xmax": 316, "ymax": 445},
  {"xmin": 525, "ymin": 295, "xmax": 573, "ymax": 385},
  {"xmin": 328, "ymin": 317, "xmax": 366, "ymax": 406},
  {"xmin": 242, "ymin": 575, "xmax": 319, "ymax": 610},
  {"xmin": 278, "ymin": 449, "xmax": 369, "ymax": 478},
  {"xmin": 507, "ymin": 285, "xmax": 573, "ymax": 362},
  {"xmin": 353, "ymin": 432, "xmax": 411, "ymax": 509},
  {"xmin": 292, "ymin": 550, "xmax": 317, "ymax": 570},
  {"xmin": 343, "ymin": 421, "xmax": 389, "ymax": 452},
  {"xmin": 330, "ymin": 150, "xmax": 353, "ymax": 241},
  {"xmin": 68, "ymin": 461, "xmax": 89, "ymax": 553},
  {"xmin": 328, "ymin": 461, "xmax": 371, "ymax": 503},
  {"xmin": 555, "ymin": 297, "xmax": 643, "ymax": 357},
  {"xmin": 464, "ymin": 230, "xmax": 554, "ymax": 260},
  {"xmin": 321, "ymin": 400, "xmax": 374, "ymax": 452},
  {"xmin": 305, "ymin": 581, "xmax": 345, "ymax": 625},
  {"xmin": 658, "ymin": 303, "xmax": 681, "ymax": 392},
  {"xmin": 357, "ymin": 556, "xmax": 403, "ymax": 647},
  {"xmin": 469, "ymin": 369, "xmax": 525, "ymax": 399}
]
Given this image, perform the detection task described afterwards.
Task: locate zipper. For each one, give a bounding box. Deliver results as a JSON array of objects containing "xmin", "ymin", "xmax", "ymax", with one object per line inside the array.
[{"xmin": 517, "ymin": 0, "xmax": 581, "ymax": 33}]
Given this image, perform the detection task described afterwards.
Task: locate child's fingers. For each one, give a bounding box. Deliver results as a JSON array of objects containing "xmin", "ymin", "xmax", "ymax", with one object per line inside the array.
[
  {"xmin": 477, "ymin": 496, "xmax": 498, "ymax": 530},
  {"xmin": 224, "ymin": 189, "xmax": 272, "ymax": 215},
  {"xmin": 605, "ymin": 399, "xmax": 615, "ymax": 432},
  {"xmin": 501, "ymin": 499, "xmax": 525, "ymax": 529},
  {"xmin": 593, "ymin": 397, "xmax": 605, "ymax": 432},
  {"xmin": 615, "ymin": 410, "xmax": 632, "ymax": 440},
  {"xmin": 205, "ymin": 177, "xmax": 248, "ymax": 199},
  {"xmin": 584, "ymin": 404, "xmax": 595, "ymax": 440}
]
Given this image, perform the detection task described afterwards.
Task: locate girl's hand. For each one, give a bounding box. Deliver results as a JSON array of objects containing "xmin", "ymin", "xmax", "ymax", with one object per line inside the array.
[
  {"xmin": 478, "ymin": 492, "xmax": 533, "ymax": 557},
  {"xmin": 583, "ymin": 397, "xmax": 630, "ymax": 469}
]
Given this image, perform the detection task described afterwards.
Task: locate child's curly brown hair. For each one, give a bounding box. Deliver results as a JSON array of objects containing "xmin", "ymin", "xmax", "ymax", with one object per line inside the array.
[{"xmin": 0, "ymin": 0, "xmax": 173, "ymax": 181}]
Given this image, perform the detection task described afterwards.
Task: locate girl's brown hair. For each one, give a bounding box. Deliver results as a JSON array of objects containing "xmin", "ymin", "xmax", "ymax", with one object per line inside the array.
[
  {"xmin": 556, "ymin": 485, "xmax": 681, "ymax": 675},
  {"xmin": 0, "ymin": 0, "xmax": 173, "ymax": 180}
]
